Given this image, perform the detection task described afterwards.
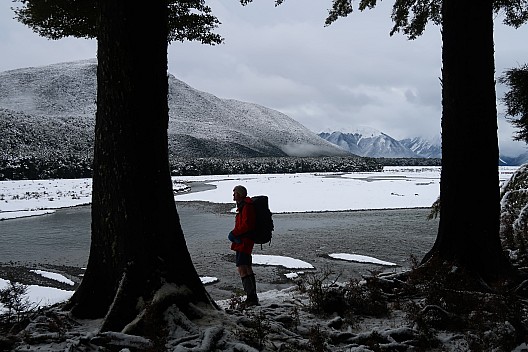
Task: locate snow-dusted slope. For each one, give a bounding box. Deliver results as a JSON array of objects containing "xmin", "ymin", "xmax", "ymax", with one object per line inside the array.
[
  {"xmin": 0, "ymin": 108, "xmax": 94, "ymax": 160},
  {"xmin": 0, "ymin": 60, "xmax": 97, "ymax": 118},
  {"xmin": 0, "ymin": 60, "xmax": 349, "ymax": 159},
  {"xmin": 399, "ymin": 137, "xmax": 442, "ymax": 159}
]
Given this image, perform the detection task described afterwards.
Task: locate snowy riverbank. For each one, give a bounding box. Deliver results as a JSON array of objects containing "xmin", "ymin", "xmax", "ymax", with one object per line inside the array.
[{"xmin": 0, "ymin": 166, "xmax": 519, "ymax": 309}]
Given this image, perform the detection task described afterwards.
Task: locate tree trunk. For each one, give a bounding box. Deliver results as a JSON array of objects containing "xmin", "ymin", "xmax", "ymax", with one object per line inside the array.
[
  {"xmin": 422, "ymin": 0, "xmax": 513, "ymax": 282},
  {"xmin": 66, "ymin": 0, "xmax": 215, "ymax": 332}
]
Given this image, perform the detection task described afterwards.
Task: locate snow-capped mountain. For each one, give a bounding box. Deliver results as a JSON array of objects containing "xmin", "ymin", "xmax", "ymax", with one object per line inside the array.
[
  {"xmin": 318, "ymin": 127, "xmax": 424, "ymax": 158},
  {"xmin": 399, "ymin": 137, "xmax": 442, "ymax": 159},
  {"xmin": 499, "ymin": 152, "xmax": 528, "ymax": 166},
  {"xmin": 0, "ymin": 59, "xmax": 349, "ymax": 161},
  {"xmin": 321, "ymin": 128, "xmax": 528, "ymax": 165}
]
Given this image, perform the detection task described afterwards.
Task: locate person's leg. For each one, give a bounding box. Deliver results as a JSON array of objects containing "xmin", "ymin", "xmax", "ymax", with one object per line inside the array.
[
  {"xmin": 248, "ymin": 266, "xmax": 258, "ymax": 304},
  {"xmin": 237, "ymin": 265, "xmax": 251, "ymax": 277},
  {"xmin": 236, "ymin": 252, "xmax": 258, "ymax": 306},
  {"xmin": 236, "ymin": 251, "xmax": 251, "ymax": 276}
]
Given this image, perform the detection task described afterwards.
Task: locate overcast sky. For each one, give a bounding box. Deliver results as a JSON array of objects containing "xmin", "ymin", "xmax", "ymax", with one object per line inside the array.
[{"xmin": 1, "ymin": 1, "xmax": 527, "ymax": 156}]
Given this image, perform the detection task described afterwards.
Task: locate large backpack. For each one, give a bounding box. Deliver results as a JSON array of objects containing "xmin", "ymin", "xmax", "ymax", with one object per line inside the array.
[{"xmin": 248, "ymin": 195, "xmax": 274, "ymax": 246}]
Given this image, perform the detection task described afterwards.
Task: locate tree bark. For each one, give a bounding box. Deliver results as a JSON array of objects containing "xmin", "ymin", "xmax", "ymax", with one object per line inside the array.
[
  {"xmin": 422, "ymin": 0, "xmax": 513, "ymax": 282},
  {"xmin": 66, "ymin": 0, "xmax": 215, "ymax": 331}
]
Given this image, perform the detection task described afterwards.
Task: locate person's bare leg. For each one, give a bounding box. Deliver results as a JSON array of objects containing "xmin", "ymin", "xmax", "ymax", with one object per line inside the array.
[{"xmin": 238, "ymin": 265, "xmax": 250, "ymax": 277}]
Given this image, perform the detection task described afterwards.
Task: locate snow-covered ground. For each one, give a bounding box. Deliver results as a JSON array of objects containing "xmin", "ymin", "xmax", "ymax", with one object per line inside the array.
[
  {"xmin": 0, "ymin": 166, "xmax": 519, "ymax": 311},
  {"xmin": 174, "ymin": 167, "xmax": 441, "ymax": 212}
]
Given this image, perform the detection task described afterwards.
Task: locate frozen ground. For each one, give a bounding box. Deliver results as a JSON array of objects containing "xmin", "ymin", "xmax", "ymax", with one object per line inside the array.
[
  {"xmin": 1, "ymin": 166, "xmax": 525, "ymax": 351},
  {"xmin": 0, "ymin": 166, "xmax": 520, "ymax": 307}
]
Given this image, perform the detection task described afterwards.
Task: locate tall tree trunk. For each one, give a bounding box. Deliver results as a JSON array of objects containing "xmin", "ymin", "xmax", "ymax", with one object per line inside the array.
[
  {"xmin": 66, "ymin": 0, "xmax": 215, "ymax": 332},
  {"xmin": 422, "ymin": 0, "xmax": 513, "ymax": 282}
]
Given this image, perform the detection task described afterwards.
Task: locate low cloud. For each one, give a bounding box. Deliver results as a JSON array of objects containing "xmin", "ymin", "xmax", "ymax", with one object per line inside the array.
[{"xmin": 280, "ymin": 142, "xmax": 340, "ymax": 157}]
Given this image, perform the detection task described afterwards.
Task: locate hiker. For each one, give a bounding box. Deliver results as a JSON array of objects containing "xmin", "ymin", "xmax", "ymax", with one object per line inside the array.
[{"xmin": 228, "ymin": 185, "xmax": 258, "ymax": 306}]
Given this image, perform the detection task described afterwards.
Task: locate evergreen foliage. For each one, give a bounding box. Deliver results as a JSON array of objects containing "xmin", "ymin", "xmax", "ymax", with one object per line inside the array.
[
  {"xmin": 499, "ymin": 64, "xmax": 528, "ymax": 145},
  {"xmin": 0, "ymin": 155, "xmax": 92, "ymax": 180},
  {"xmin": 500, "ymin": 164, "xmax": 528, "ymax": 268},
  {"xmin": 170, "ymin": 156, "xmax": 383, "ymax": 176},
  {"xmin": 0, "ymin": 154, "xmax": 443, "ymax": 181},
  {"xmin": 12, "ymin": 0, "xmax": 223, "ymax": 44},
  {"xmin": 494, "ymin": 0, "xmax": 528, "ymax": 28},
  {"xmin": 0, "ymin": 280, "xmax": 37, "ymax": 329},
  {"xmin": 243, "ymin": 0, "xmax": 528, "ymax": 40},
  {"xmin": 0, "ymin": 156, "xmax": 387, "ymax": 180}
]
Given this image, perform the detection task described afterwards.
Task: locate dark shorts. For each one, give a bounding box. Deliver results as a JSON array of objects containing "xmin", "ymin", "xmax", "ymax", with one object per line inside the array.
[{"xmin": 235, "ymin": 251, "xmax": 252, "ymax": 267}]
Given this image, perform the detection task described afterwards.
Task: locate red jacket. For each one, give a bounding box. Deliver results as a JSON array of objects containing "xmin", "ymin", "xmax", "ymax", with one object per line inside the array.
[{"xmin": 231, "ymin": 197, "xmax": 256, "ymax": 254}]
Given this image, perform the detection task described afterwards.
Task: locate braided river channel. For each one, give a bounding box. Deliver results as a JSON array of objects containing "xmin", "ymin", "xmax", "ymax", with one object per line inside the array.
[{"xmin": 0, "ymin": 202, "xmax": 439, "ymax": 300}]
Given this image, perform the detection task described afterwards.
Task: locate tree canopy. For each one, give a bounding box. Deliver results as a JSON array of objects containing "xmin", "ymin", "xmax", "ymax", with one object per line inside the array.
[
  {"xmin": 12, "ymin": 0, "xmax": 223, "ymax": 45},
  {"xmin": 499, "ymin": 64, "xmax": 528, "ymax": 144},
  {"xmin": 244, "ymin": 0, "xmax": 527, "ymax": 39}
]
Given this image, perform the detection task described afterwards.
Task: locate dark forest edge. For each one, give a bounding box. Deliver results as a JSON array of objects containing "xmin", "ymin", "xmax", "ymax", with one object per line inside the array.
[{"xmin": 0, "ymin": 155, "xmax": 443, "ymax": 181}]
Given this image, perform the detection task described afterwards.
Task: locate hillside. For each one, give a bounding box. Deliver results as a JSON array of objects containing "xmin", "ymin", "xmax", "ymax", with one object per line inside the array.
[
  {"xmin": 0, "ymin": 60, "xmax": 349, "ymax": 161},
  {"xmin": 0, "ymin": 60, "xmax": 383, "ymax": 179}
]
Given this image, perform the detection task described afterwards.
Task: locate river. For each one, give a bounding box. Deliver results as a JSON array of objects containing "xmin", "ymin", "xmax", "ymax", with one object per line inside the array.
[{"xmin": 0, "ymin": 202, "xmax": 438, "ymax": 300}]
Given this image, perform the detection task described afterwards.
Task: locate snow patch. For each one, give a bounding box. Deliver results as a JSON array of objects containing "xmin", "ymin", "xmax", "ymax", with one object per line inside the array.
[
  {"xmin": 253, "ymin": 254, "xmax": 314, "ymax": 269},
  {"xmin": 30, "ymin": 270, "xmax": 75, "ymax": 286},
  {"xmin": 329, "ymin": 253, "xmax": 397, "ymax": 266}
]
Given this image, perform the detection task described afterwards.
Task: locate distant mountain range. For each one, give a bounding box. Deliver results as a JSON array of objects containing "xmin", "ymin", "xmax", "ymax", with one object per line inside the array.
[
  {"xmin": 499, "ymin": 153, "xmax": 528, "ymax": 166},
  {"xmin": 319, "ymin": 128, "xmax": 528, "ymax": 166},
  {"xmin": 1, "ymin": 60, "xmax": 526, "ymax": 167},
  {"xmin": 318, "ymin": 128, "xmax": 441, "ymax": 159}
]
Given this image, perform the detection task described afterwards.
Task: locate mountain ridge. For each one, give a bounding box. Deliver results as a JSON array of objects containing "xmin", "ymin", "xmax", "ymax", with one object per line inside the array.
[
  {"xmin": 0, "ymin": 59, "xmax": 350, "ymax": 162},
  {"xmin": 1, "ymin": 60, "xmax": 525, "ymax": 167},
  {"xmin": 319, "ymin": 129, "xmax": 527, "ymax": 165},
  {"xmin": 318, "ymin": 130, "xmax": 439, "ymax": 159}
]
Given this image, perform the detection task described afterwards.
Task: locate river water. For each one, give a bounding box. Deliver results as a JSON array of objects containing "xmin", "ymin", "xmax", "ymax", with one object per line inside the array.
[{"xmin": 0, "ymin": 202, "xmax": 439, "ymax": 300}]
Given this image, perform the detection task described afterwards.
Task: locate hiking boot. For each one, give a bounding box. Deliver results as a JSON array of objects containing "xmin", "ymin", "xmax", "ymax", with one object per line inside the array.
[
  {"xmin": 241, "ymin": 275, "xmax": 259, "ymax": 307},
  {"xmin": 243, "ymin": 293, "xmax": 259, "ymax": 307}
]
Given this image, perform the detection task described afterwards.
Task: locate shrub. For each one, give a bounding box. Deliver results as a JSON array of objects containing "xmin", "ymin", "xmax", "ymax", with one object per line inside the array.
[
  {"xmin": 301, "ymin": 268, "xmax": 390, "ymax": 318},
  {"xmin": 304, "ymin": 267, "xmax": 344, "ymax": 315},
  {"xmin": 308, "ymin": 324, "xmax": 328, "ymax": 352},
  {"xmin": 235, "ymin": 310, "xmax": 271, "ymax": 349},
  {"xmin": 344, "ymin": 278, "xmax": 390, "ymax": 318},
  {"xmin": 0, "ymin": 280, "xmax": 38, "ymax": 333},
  {"xmin": 500, "ymin": 164, "xmax": 528, "ymax": 268}
]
